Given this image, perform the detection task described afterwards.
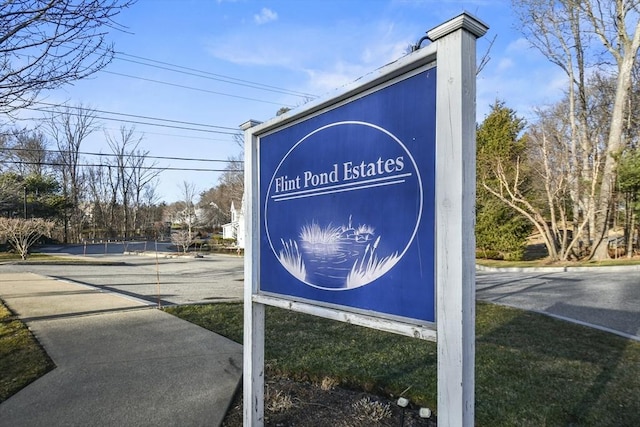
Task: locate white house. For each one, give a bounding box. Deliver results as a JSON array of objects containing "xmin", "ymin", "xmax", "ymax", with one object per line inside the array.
[{"xmin": 222, "ymin": 196, "xmax": 245, "ymax": 248}]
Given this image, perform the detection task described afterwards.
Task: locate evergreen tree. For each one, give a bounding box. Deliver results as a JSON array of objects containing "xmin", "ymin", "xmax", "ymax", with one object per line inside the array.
[{"xmin": 476, "ymin": 101, "xmax": 532, "ymax": 260}]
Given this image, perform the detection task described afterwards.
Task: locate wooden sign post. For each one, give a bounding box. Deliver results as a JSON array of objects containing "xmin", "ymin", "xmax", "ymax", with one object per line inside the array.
[{"xmin": 243, "ymin": 13, "xmax": 487, "ymax": 426}]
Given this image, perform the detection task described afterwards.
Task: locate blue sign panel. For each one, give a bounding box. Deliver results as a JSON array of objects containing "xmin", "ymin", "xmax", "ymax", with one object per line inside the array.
[{"xmin": 260, "ymin": 67, "xmax": 436, "ymax": 323}]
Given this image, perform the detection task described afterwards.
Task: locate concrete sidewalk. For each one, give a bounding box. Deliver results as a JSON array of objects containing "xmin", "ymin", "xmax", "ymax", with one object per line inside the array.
[{"xmin": 0, "ymin": 273, "xmax": 242, "ymax": 427}]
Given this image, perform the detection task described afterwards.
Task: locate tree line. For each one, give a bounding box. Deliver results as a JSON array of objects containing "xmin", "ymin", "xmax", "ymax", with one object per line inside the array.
[
  {"xmin": 0, "ymin": 1, "xmax": 243, "ymax": 253},
  {"xmin": 3, "ymin": 0, "xmax": 640, "ymax": 263},
  {"xmin": 0, "ymin": 110, "xmax": 244, "ymax": 245},
  {"xmin": 478, "ymin": 0, "xmax": 640, "ymax": 261},
  {"xmin": 0, "ymin": 109, "xmax": 165, "ymax": 243}
]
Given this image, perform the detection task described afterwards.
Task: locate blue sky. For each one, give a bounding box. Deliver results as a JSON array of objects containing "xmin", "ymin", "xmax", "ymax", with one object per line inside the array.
[{"xmin": 16, "ymin": 0, "xmax": 567, "ymax": 203}]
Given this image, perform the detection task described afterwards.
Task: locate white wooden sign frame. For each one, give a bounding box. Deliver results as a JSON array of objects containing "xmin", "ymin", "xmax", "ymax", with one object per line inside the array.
[{"xmin": 242, "ymin": 13, "xmax": 487, "ymax": 426}]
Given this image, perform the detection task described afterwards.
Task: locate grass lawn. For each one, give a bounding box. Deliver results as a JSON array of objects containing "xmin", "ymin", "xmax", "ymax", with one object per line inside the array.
[
  {"xmin": 0, "ymin": 301, "xmax": 54, "ymax": 403},
  {"xmin": 167, "ymin": 302, "xmax": 640, "ymax": 426},
  {"xmin": 0, "ymin": 252, "xmax": 121, "ymax": 265},
  {"xmin": 0, "ymin": 253, "xmax": 54, "ymax": 261},
  {"xmin": 2, "ymin": 246, "xmax": 638, "ymax": 424}
]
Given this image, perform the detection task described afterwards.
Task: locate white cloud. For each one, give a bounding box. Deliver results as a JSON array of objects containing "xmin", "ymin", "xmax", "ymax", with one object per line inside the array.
[
  {"xmin": 506, "ymin": 37, "xmax": 531, "ymax": 54},
  {"xmin": 254, "ymin": 8, "xmax": 278, "ymax": 25},
  {"xmin": 496, "ymin": 57, "xmax": 514, "ymax": 72},
  {"xmin": 206, "ymin": 15, "xmax": 421, "ymax": 98},
  {"xmin": 304, "ymin": 69, "xmax": 353, "ymax": 95}
]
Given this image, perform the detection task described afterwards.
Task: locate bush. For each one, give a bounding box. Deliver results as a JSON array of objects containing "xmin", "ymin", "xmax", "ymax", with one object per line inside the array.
[
  {"xmin": 476, "ymin": 199, "xmax": 530, "ymax": 261},
  {"xmin": 210, "ymin": 235, "xmax": 225, "ymax": 245},
  {"xmin": 476, "ymin": 249, "xmax": 504, "ymax": 260}
]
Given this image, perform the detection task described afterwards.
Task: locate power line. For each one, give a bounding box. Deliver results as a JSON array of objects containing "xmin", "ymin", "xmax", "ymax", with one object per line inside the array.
[
  {"xmin": 35, "ymin": 101, "xmax": 240, "ymax": 131},
  {"xmin": 5, "ymin": 120, "xmax": 239, "ymax": 147},
  {"xmin": 115, "ymin": 51, "xmax": 316, "ymax": 98},
  {"xmin": 31, "ymin": 102, "xmax": 240, "ymax": 133},
  {"xmin": 1, "ymin": 147, "xmax": 244, "ymax": 164},
  {"xmin": 100, "ymin": 127, "xmax": 235, "ymax": 143},
  {"xmin": 16, "ymin": 46, "xmax": 316, "ymax": 101},
  {"xmin": 22, "ymin": 106, "xmax": 239, "ymax": 135},
  {"xmin": 113, "ymin": 55, "xmax": 316, "ymax": 99},
  {"xmin": 3, "ymin": 160, "xmax": 242, "ymax": 173},
  {"xmin": 102, "ymin": 70, "xmax": 297, "ymax": 108}
]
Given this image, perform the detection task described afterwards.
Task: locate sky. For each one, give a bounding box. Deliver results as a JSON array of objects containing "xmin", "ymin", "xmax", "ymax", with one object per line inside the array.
[{"xmin": 13, "ymin": 0, "xmax": 568, "ymax": 203}]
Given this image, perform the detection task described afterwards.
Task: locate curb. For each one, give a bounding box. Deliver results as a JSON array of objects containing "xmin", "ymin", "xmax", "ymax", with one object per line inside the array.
[
  {"xmin": 0, "ymin": 260, "xmax": 127, "ymax": 266},
  {"xmin": 476, "ymin": 264, "xmax": 640, "ymax": 273}
]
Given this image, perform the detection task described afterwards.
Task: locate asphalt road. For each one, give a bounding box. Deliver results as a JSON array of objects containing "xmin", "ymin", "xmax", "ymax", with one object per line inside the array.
[
  {"xmin": 0, "ymin": 247, "xmax": 244, "ymax": 306},
  {"xmin": 477, "ymin": 269, "xmax": 640, "ymax": 340},
  {"xmin": 1, "ymin": 244, "xmax": 638, "ymax": 340}
]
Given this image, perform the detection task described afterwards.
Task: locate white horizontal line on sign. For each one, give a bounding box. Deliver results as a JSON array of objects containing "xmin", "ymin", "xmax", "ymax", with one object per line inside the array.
[{"xmin": 271, "ymin": 172, "xmax": 413, "ymax": 202}]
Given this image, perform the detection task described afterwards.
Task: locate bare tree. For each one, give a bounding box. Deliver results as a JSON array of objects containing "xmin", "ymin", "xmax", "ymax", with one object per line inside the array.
[
  {"xmin": 102, "ymin": 157, "xmax": 119, "ymax": 238},
  {"xmin": 180, "ymin": 180, "xmax": 198, "ymax": 234},
  {"xmin": 513, "ymin": 0, "xmax": 598, "ymax": 249},
  {"xmin": 198, "ymin": 153, "xmax": 244, "ymax": 230},
  {"xmin": 476, "ymin": 34, "xmax": 496, "ymax": 75},
  {"xmin": 104, "ymin": 126, "xmax": 160, "ymax": 239},
  {"xmin": 526, "ymin": 105, "xmax": 593, "ymax": 259},
  {"xmin": 477, "ymin": 101, "xmax": 583, "ymax": 261},
  {"xmin": 199, "ymin": 186, "xmax": 231, "ymax": 229},
  {"xmin": 5, "ymin": 128, "xmax": 51, "ymax": 176},
  {"xmin": 0, "ymin": 217, "xmax": 54, "ymax": 260},
  {"xmin": 170, "ymin": 229, "xmax": 193, "ymax": 254},
  {"xmin": 512, "ymin": 0, "xmax": 640, "ymax": 259},
  {"xmin": 218, "ymin": 153, "xmax": 244, "ymax": 202},
  {"xmin": 85, "ymin": 163, "xmax": 110, "ymax": 239},
  {"xmin": 0, "ymin": 0, "xmax": 134, "ymax": 113},
  {"xmin": 106, "ymin": 125, "xmax": 139, "ymax": 239},
  {"xmin": 48, "ymin": 104, "xmax": 99, "ymax": 242},
  {"xmin": 170, "ymin": 181, "xmax": 198, "ymax": 253},
  {"xmin": 581, "ymin": 0, "xmax": 640, "ymax": 259},
  {"xmin": 129, "ymin": 147, "xmax": 161, "ymax": 236},
  {"xmin": 138, "ymin": 184, "xmax": 162, "ymax": 238}
]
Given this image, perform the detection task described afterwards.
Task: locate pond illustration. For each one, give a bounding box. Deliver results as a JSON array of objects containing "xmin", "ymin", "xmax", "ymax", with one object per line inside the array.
[
  {"xmin": 277, "ymin": 215, "xmax": 400, "ymax": 290},
  {"xmin": 263, "ymin": 121, "xmax": 425, "ymax": 293}
]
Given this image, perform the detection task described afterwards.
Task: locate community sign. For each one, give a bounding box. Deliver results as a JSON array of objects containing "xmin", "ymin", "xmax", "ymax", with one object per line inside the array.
[
  {"xmin": 258, "ymin": 66, "xmax": 436, "ymax": 324},
  {"xmin": 244, "ymin": 13, "xmax": 488, "ymax": 426}
]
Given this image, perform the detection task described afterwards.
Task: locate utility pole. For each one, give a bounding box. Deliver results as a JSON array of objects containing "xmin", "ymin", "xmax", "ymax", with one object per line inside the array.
[{"xmin": 23, "ymin": 186, "xmax": 27, "ymax": 219}]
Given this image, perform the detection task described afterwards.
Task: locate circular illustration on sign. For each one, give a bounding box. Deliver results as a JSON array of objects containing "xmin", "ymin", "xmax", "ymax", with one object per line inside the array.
[{"xmin": 265, "ymin": 121, "xmax": 423, "ymax": 291}]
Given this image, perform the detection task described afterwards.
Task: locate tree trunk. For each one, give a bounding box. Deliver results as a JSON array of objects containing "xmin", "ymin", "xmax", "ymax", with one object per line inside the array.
[
  {"xmin": 590, "ymin": 58, "xmax": 637, "ymax": 259},
  {"xmin": 627, "ymin": 209, "xmax": 635, "ymax": 258},
  {"xmin": 585, "ymin": 2, "xmax": 640, "ymax": 260}
]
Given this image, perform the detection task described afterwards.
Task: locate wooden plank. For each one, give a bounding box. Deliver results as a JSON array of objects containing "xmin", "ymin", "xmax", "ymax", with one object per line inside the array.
[
  {"xmin": 430, "ymin": 13, "xmax": 487, "ymax": 427},
  {"xmin": 241, "ymin": 120, "xmax": 265, "ymax": 427},
  {"xmin": 254, "ymin": 294, "xmax": 437, "ymax": 341}
]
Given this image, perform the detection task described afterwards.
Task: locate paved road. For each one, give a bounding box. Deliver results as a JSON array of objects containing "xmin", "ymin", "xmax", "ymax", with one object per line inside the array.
[
  {"xmin": 2, "ymin": 246, "xmax": 638, "ymax": 340},
  {"xmin": 477, "ymin": 269, "xmax": 640, "ymax": 340},
  {"xmin": 0, "ymin": 250, "xmax": 244, "ymax": 306}
]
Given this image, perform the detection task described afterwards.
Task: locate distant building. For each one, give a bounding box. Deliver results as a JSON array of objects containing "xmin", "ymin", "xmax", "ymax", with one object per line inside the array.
[
  {"xmin": 222, "ymin": 196, "xmax": 245, "ymax": 248},
  {"xmin": 165, "ymin": 206, "xmax": 205, "ymax": 230}
]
